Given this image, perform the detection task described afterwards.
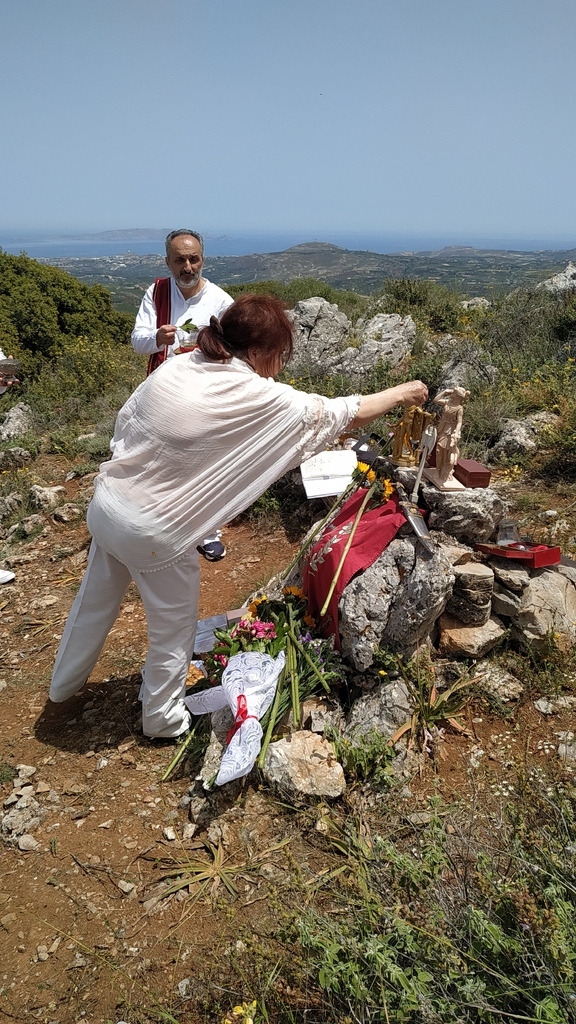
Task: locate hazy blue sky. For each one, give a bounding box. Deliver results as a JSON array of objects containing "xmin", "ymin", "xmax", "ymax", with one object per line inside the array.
[{"xmin": 1, "ymin": 0, "xmax": 575, "ymax": 246}]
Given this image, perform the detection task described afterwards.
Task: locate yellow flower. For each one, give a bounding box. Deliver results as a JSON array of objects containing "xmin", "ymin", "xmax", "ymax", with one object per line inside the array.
[
  {"xmin": 366, "ymin": 469, "xmax": 376, "ymax": 483},
  {"xmin": 304, "ymin": 613, "xmax": 316, "ymax": 627},
  {"xmin": 248, "ymin": 595, "xmax": 267, "ymax": 617},
  {"xmin": 382, "ymin": 478, "xmax": 394, "ymax": 499},
  {"xmin": 357, "ymin": 461, "xmax": 370, "ymax": 474},
  {"xmin": 379, "ymin": 670, "xmax": 387, "ymax": 676},
  {"xmin": 283, "ymin": 586, "xmax": 304, "ymax": 598}
]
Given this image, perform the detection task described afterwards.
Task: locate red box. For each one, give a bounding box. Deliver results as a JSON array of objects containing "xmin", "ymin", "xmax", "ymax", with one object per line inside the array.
[
  {"xmin": 454, "ymin": 458, "xmax": 491, "ymax": 488},
  {"xmin": 474, "ymin": 542, "xmax": 561, "ymax": 568}
]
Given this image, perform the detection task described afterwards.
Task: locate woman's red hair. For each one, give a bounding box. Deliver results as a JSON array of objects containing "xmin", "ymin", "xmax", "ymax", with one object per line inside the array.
[{"xmin": 197, "ymin": 294, "xmax": 293, "ymax": 376}]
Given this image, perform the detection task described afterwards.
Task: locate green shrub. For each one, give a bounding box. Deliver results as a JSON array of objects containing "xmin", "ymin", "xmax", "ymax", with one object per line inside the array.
[
  {"xmin": 378, "ymin": 277, "xmax": 464, "ymax": 334},
  {"xmin": 227, "ymin": 278, "xmax": 371, "ymax": 321},
  {"xmin": 0, "ymin": 251, "xmax": 133, "ymax": 360}
]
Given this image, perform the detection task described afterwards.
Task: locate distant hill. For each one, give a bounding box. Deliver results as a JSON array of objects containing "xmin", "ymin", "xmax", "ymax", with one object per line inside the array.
[{"xmin": 38, "ymin": 241, "xmax": 576, "ymax": 313}]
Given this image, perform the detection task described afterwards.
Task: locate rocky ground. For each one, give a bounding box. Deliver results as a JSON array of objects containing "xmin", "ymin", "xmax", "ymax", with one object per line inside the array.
[{"xmin": 1, "ymin": 459, "xmax": 576, "ymax": 1024}]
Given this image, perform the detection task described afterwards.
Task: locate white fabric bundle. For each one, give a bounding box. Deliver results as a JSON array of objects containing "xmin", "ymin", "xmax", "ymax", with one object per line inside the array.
[{"xmin": 184, "ymin": 650, "xmax": 286, "ymax": 785}]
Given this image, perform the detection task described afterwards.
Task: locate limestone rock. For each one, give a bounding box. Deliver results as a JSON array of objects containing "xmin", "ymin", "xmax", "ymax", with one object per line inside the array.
[
  {"xmin": 52, "ymin": 503, "xmax": 83, "ymax": 523},
  {"xmin": 0, "ymin": 403, "xmax": 34, "ymax": 440},
  {"xmin": 475, "ymin": 659, "xmax": 523, "ymax": 701},
  {"xmin": 491, "ymin": 582, "xmax": 522, "ymax": 618},
  {"xmin": 289, "ymin": 298, "xmax": 416, "ymax": 384},
  {"xmin": 0, "ymin": 492, "xmax": 23, "ymax": 522},
  {"xmin": 18, "ymin": 834, "xmax": 40, "ymax": 852},
  {"xmin": 445, "ymin": 562, "xmax": 494, "ymax": 626},
  {"xmin": 437, "ymin": 345, "xmax": 499, "ymax": 391},
  {"xmin": 0, "ymin": 448, "xmax": 31, "ymax": 471},
  {"xmin": 513, "ymin": 568, "xmax": 576, "ymax": 649},
  {"xmin": 557, "ymin": 731, "xmax": 576, "ymax": 763},
  {"xmin": 262, "ymin": 732, "xmax": 345, "ymax": 799},
  {"xmin": 290, "ymin": 297, "xmax": 351, "ymax": 375},
  {"xmin": 30, "ymin": 484, "xmax": 66, "ymax": 510},
  {"xmin": 489, "ymin": 558, "xmax": 530, "ymax": 592},
  {"xmin": 344, "ymin": 680, "xmax": 412, "ymax": 741},
  {"xmin": 490, "ymin": 413, "xmax": 559, "ymax": 460},
  {"xmin": 339, "ymin": 535, "xmax": 454, "ymax": 668},
  {"xmin": 537, "ymin": 262, "xmax": 576, "ymax": 292},
  {"xmin": 534, "ymin": 695, "xmax": 576, "ymax": 715},
  {"xmin": 198, "ymin": 706, "xmax": 234, "ymax": 789},
  {"xmin": 431, "ymin": 531, "xmax": 474, "ymax": 566},
  {"xmin": 343, "ymin": 312, "xmax": 416, "ymax": 370},
  {"xmin": 422, "ymin": 485, "xmax": 507, "ymax": 544},
  {"xmin": 438, "ymin": 614, "xmax": 506, "ymax": 658},
  {"xmin": 301, "ymin": 696, "xmax": 344, "ymax": 734}
]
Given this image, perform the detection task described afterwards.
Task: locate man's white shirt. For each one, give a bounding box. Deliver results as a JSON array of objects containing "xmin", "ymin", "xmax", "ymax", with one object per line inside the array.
[{"xmin": 131, "ymin": 278, "xmax": 233, "ymax": 356}]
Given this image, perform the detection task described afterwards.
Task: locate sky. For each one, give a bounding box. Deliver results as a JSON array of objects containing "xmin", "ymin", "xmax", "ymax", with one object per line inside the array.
[{"xmin": 1, "ymin": 0, "xmax": 576, "ymax": 248}]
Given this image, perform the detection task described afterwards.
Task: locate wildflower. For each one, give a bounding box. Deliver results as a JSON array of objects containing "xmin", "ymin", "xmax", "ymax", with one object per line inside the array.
[
  {"xmin": 366, "ymin": 469, "xmax": 376, "ymax": 483},
  {"xmin": 283, "ymin": 585, "xmax": 304, "ymax": 598},
  {"xmin": 357, "ymin": 461, "xmax": 370, "ymax": 474},
  {"xmin": 378, "ymin": 669, "xmax": 387, "ymax": 676},
  {"xmin": 382, "ymin": 478, "xmax": 394, "ymax": 499},
  {"xmin": 214, "ymin": 654, "xmax": 229, "ymax": 668}
]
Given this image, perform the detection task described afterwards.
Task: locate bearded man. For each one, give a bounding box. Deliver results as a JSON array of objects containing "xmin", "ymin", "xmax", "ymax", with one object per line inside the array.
[
  {"xmin": 131, "ymin": 229, "xmax": 233, "ymax": 375},
  {"xmin": 131, "ymin": 229, "xmax": 233, "ymax": 561}
]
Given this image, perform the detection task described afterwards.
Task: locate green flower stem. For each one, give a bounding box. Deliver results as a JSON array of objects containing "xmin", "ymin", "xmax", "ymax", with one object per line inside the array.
[
  {"xmin": 258, "ymin": 661, "xmax": 288, "ymax": 768},
  {"xmin": 161, "ymin": 730, "xmax": 194, "ymax": 782},
  {"xmin": 320, "ymin": 479, "xmax": 378, "ymax": 618},
  {"xmin": 279, "ymin": 480, "xmax": 358, "ymax": 581},
  {"xmin": 287, "ymin": 607, "xmax": 300, "ymax": 728},
  {"xmin": 286, "ymin": 626, "xmax": 330, "ymax": 692}
]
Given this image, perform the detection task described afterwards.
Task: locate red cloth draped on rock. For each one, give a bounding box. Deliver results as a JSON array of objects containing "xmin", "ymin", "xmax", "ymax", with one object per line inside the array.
[
  {"xmin": 303, "ymin": 489, "xmax": 406, "ymax": 649},
  {"xmin": 146, "ymin": 278, "xmax": 171, "ymax": 376}
]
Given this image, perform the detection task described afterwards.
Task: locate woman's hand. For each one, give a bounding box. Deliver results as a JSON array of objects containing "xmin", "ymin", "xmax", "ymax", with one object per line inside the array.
[
  {"xmin": 351, "ymin": 379, "xmax": 429, "ymax": 428},
  {"xmin": 388, "ymin": 380, "xmax": 428, "ymax": 407}
]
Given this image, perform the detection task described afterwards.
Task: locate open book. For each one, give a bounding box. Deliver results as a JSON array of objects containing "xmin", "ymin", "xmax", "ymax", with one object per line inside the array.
[{"xmin": 300, "ymin": 449, "xmax": 357, "ymax": 499}]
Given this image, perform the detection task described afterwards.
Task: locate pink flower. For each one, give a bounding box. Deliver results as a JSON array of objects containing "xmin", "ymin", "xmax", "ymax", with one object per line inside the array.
[
  {"xmin": 214, "ymin": 654, "xmax": 229, "ymax": 667},
  {"xmin": 231, "ymin": 618, "xmax": 277, "ymax": 642}
]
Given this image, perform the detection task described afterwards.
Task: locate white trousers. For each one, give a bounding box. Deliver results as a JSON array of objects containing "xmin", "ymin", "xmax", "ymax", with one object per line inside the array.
[{"xmin": 49, "ymin": 540, "xmax": 199, "ymax": 738}]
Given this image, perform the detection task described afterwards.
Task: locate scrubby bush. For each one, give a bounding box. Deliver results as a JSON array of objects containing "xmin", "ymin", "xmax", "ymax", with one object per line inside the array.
[{"xmin": 377, "ymin": 277, "xmax": 464, "ymax": 334}]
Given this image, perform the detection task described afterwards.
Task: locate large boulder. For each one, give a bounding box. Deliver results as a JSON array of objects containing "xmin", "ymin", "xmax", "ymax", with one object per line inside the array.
[
  {"xmin": 339, "ymin": 535, "xmax": 454, "ymax": 669},
  {"xmin": 514, "ymin": 568, "xmax": 576, "ymax": 649},
  {"xmin": 289, "ymin": 298, "xmax": 416, "ymax": 384},
  {"xmin": 290, "ymin": 298, "xmax": 351, "ymax": 376},
  {"xmin": 490, "ymin": 412, "xmax": 560, "ymax": 459},
  {"xmin": 422, "ymin": 485, "xmax": 507, "ymax": 545},
  {"xmin": 537, "ymin": 262, "xmax": 576, "ymax": 293},
  {"xmin": 336, "ymin": 313, "xmax": 412, "ymax": 378}
]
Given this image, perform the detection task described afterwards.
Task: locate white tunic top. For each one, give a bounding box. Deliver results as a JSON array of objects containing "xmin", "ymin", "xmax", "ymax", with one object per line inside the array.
[
  {"xmin": 88, "ymin": 351, "xmax": 360, "ymax": 572},
  {"xmin": 131, "ymin": 278, "xmax": 234, "ymax": 356}
]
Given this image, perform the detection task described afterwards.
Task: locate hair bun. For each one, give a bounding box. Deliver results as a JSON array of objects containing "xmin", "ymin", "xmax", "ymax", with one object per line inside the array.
[{"xmin": 209, "ymin": 315, "xmax": 224, "ymax": 337}]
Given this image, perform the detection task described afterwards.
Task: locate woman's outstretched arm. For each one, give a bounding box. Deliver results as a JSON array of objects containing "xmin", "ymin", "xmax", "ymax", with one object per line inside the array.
[{"xmin": 350, "ymin": 380, "xmax": 428, "ymax": 428}]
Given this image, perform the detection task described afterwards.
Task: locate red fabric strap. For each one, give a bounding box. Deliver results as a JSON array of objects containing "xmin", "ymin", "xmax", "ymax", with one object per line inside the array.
[
  {"xmin": 226, "ymin": 694, "xmax": 258, "ymax": 745},
  {"xmin": 146, "ymin": 277, "xmax": 171, "ymax": 376}
]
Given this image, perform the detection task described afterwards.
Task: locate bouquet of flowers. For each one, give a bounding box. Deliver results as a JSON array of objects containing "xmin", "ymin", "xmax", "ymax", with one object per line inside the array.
[{"xmin": 202, "ymin": 587, "xmax": 344, "ymax": 768}]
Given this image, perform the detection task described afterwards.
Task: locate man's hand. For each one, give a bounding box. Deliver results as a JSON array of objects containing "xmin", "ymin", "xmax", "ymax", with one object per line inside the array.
[{"xmin": 156, "ymin": 324, "xmax": 179, "ymax": 349}]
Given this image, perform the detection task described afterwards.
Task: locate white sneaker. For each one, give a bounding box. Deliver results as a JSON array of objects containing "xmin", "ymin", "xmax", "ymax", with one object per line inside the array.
[{"xmin": 0, "ymin": 570, "xmax": 15, "ymax": 584}]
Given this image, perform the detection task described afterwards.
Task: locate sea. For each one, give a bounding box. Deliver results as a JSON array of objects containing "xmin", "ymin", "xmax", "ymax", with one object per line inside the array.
[{"xmin": 1, "ymin": 230, "xmax": 574, "ymax": 259}]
